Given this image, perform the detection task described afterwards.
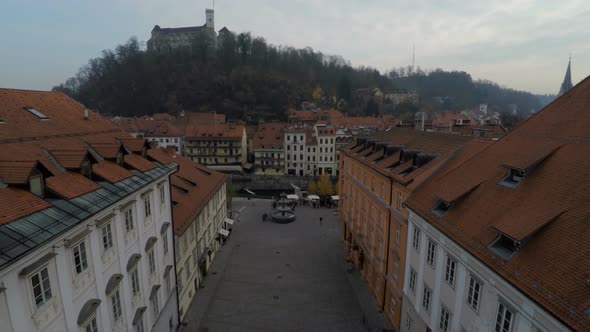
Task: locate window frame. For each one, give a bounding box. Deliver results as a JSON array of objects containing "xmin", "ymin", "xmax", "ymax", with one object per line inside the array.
[
  {"xmin": 409, "ymin": 268, "xmax": 417, "ymax": 294},
  {"xmin": 83, "ymin": 316, "xmax": 98, "ymax": 332},
  {"xmin": 444, "ymin": 255, "xmax": 457, "ymax": 288},
  {"xmin": 131, "ymin": 267, "xmax": 140, "ymax": 296},
  {"xmin": 412, "ymin": 227, "xmax": 421, "ymax": 251},
  {"xmin": 72, "ymin": 240, "xmax": 89, "ymax": 275},
  {"xmin": 466, "ymin": 274, "xmax": 483, "ymax": 312},
  {"xmin": 439, "ymin": 305, "xmax": 452, "ymax": 332},
  {"xmin": 426, "ymin": 239, "xmax": 437, "ymax": 268},
  {"xmin": 124, "ymin": 208, "xmax": 134, "ymax": 232},
  {"xmin": 30, "ymin": 265, "xmax": 53, "ymax": 309},
  {"xmin": 102, "ymin": 223, "xmax": 114, "ymax": 251},
  {"xmin": 144, "ymin": 194, "xmax": 152, "ymax": 218},
  {"xmin": 148, "ymin": 249, "xmax": 156, "ymax": 275},
  {"xmin": 495, "ymin": 301, "xmax": 516, "ymax": 332},
  {"xmin": 422, "ymin": 284, "xmax": 432, "ymax": 312},
  {"xmin": 111, "ymin": 288, "xmax": 122, "ymax": 322}
]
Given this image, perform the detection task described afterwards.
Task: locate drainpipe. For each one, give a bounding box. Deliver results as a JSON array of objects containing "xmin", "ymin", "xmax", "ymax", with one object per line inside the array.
[{"xmin": 382, "ymin": 174, "xmax": 394, "ymax": 311}]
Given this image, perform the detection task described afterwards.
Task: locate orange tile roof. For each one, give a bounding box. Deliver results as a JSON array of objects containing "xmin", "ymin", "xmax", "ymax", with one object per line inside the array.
[
  {"xmin": 92, "ymin": 160, "xmax": 134, "ymax": 183},
  {"xmin": 49, "ymin": 149, "xmax": 90, "ymax": 169},
  {"xmin": 404, "ymin": 76, "xmax": 590, "ymax": 331},
  {"xmin": 118, "ymin": 137, "xmax": 147, "ymax": 153},
  {"xmin": 124, "ymin": 153, "xmax": 156, "ymax": 172},
  {"xmin": 185, "ymin": 123, "xmax": 245, "ymax": 140},
  {"xmin": 46, "ymin": 172, "xmax": 101, "ymax": 199},
  {"xmin": 148, "ymin": 148, "xmax": 226, "ymax": 236},
  {"xmin": 0, "ymin": 187, "xmax": 51, "ymax": 225},
  {"xmin": 253, "ymin": 123, "xmax": 288, "ymax": 149},
  {"xmin": 0, "ymin": 160, "xmax": 37, "ymax": 184}
]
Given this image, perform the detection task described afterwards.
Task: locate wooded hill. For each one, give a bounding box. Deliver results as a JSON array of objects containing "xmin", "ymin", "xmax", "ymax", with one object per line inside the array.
[{"xmin": 54, "ymin": 31, "xmax": 551, "ymax": 121}]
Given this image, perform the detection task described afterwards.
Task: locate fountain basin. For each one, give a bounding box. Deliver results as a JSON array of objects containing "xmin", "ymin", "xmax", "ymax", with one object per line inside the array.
[{"xmin": 271, "ymin": 210, "xmax": 296, "ymax": 224}]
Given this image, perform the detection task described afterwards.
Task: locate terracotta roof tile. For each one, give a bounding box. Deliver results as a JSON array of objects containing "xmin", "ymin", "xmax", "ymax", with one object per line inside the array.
[
  {"xmin": 253, "ymin": 123, "xmax": 288, "ymax": 149},
  {"xmin": 92, "ymin": 160, "xmax": 134, "ymax": 183},
  {"xmin": 49, "ymin": 149, "xmax": 90, "ymax": 169},
  {"xmin": 0, "ymin": 160, "xmax": 37, "ymax": 184},
  {"xmin": 46, "ymin": 172, "xmax": 101, "ymax": 199},
  {"xmin": 148, "ymin": 148, "xmax": 226, "ymax": 236},
  {"xmin": 404, "ymin": 75, "xmax": 590, "ymax": 330},
  {"xmin": 124, "ymin": 153, "xmax": 156, "ymax": 172},
  {"xmin": 0, "ymin": 188, "xmax": 51, "ymax": 224}
]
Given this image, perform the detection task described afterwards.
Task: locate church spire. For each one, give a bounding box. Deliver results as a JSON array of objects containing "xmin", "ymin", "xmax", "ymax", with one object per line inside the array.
[{"xmin": 558, "ymin": 57, "xmax": 573, "ymax": 96}]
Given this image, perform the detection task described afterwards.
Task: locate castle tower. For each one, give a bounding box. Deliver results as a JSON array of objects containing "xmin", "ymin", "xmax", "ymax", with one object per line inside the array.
[
  {"xmin": 206, "ymin": 8, "xmax": 214, "ymax": 30},
  {"xmin": 557, "ymin": 57, "xmax": 573, "ymax": 96}
]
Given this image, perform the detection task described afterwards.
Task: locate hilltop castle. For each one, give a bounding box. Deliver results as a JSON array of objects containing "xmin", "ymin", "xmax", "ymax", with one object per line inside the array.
[{"xmin": 147, "ymin": 8, "xmax": 230, "ymax": 52}]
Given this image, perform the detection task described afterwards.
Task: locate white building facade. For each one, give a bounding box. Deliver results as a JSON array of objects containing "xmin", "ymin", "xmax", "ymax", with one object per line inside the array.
[
  {"xmin": 284, "ymin": 129, "xmax": 307, "ymax": 176},
  {"xmin": 175, "ymin": 182, "xmax": 228, "ymax": 320},
  {"xmin": 0, "ymin": 165, "xmax": 179, "ymax": 332},
  {"xmin": 315, "ymin": 125, "xmax": 337, "ymax": 176},
  {"xmin": 400, "ymin": 210, "xmax": 570, "ymax": 332}
]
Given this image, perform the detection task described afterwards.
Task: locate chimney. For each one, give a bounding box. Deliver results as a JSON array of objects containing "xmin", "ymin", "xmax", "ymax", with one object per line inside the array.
[{"xmin": 84, "ymin": 109, "xmax": 89, "ymax": 120}]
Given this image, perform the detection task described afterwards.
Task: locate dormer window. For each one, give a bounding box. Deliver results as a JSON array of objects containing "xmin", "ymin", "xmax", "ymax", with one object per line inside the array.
[
  {"xmin": 489, "ymin": 234, "xmax": 521, "ymax": 260},
  {"xmin": 29, "ymin": 173, "xmax": 44, "ymax": 197},
  {"xmin": 432, "ymin": 200, "xmax": 450, "ymax": 217},
  {"xmin": 116, "ymin": 152, "xmax": 124, "ymax": 165},
  {"xmin": 81, "ymin": 160, "xmax": 92, "ymax": 179},
  {"xmin": 499, "ymin": 168, "xmax": 525, "ymax": 188}
]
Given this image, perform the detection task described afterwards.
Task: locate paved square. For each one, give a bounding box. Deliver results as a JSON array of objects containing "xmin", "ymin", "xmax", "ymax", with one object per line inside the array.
[{"xmin": 183, "ymin": 198, "xmax": 390, "ymax": 332}]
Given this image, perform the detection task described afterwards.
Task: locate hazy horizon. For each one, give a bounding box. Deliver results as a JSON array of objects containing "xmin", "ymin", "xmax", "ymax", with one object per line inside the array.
[{"xmin": 1, "ymin": 0, "xmax": 588, "ymax": 95}]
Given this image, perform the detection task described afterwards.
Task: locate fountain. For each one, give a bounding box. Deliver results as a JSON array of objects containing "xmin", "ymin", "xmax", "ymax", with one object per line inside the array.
[{"xmin": 271, "ymin": 193, "xmax": 296, "ymax": 224}]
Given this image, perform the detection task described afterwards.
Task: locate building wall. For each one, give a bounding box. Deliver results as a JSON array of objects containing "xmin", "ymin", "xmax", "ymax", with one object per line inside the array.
[
  {"xmin": 401, "ymin": 210, "xmax": 570, "ymax": 332},
  {"xmin": 176, "ymin": 182, "xmax": 227, "ymax": 320},
  {"xmin": 317, "ymin": 135, "xmax": 337, "ymax": 175},
  {"xmin": 284, "ymin": 132, "xmax": 306, "ymax": 176},
  {"xmin": 146, "ymin": 136, "xmax": 183, "ymax": 155},
  {"xmin": 339, "ymin": 152, "xmax": 411, "ymax": 331},
  {"xmin": 184, "ymin": 138, "xmax": 244, "ymax": 172},
  {"xmin": 254, "ymin": 149, "xmax": 284, "ymax": 175},
  {"xmin": 0, "ymin": 176, "xmax": 178, "ymax": 332}
]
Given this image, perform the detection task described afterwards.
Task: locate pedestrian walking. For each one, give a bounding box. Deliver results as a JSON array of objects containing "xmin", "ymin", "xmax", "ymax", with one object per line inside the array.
[{"xmin": 319, "ymin": 217, "xmax": 323, "ymax": 226}]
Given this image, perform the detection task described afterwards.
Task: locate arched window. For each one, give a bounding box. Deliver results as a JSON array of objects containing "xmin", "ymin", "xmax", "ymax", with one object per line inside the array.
[{"xmin": 78, "ymin": 298, "xmax": 101, "ymax": 332}]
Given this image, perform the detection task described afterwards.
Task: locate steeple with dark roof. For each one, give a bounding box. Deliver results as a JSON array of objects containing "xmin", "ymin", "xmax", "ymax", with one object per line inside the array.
[{"xmin": 558, "ymin": 57, "xmax": 573, "ymax": 96}]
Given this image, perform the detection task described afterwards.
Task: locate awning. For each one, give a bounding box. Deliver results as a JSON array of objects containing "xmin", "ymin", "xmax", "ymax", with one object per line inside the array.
[
  {"xmin": 243, "ymin": 163, "xmax": 253, "ymax": 170},
  {"xmin": 287, "ymin": 194, "xmax": 299, "ymax": 200},
  {"xmin": 331, "ymin": 195, "xmax": 339, "ymax": 201},
  {"xmin": 224, "ymin": 218, "xmax": 235, "ymax": 225},
  {"xmin": 307, "ymin": 195, "xmax": 320, "ymax": 201},
  {"xmin": 105, "ymin": 274, "xmax": 123, "ymax": 295},
  {"xmin": 218, "ymin": 228, "xmax": 230, "ymax": 237},
  {"xmin": 133, "ymin": 307, "xmax": 147, "ymax": 325}
]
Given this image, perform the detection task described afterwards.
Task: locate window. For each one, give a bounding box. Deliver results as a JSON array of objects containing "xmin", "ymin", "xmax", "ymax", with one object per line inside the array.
[
  {"xmin": 159, "ymin": 185, "xmax": 165, "ymax": 205},
  {"xmin": 148, "ymin": 250, "xmax": 156, "ymax": 274},
  {"xmin": 165, "ymin": 269, "xmax": 171, "ymax": 292},
  {"xmin": 499, "ymin": 168, "xmax": 525, "ymax": 188},
  {"xmin": 426, "ymin": 239, "xmax": 437, "ymax": 268},
  {"xmin": 111, "ymin": 289, "xmax": 122, "ymax": 321},
  {"xmin": 445, "ymin": 256, "xmax": 457, "ymax": 288},
  {"xmin": 31, "ymin": 266, "xmax": 52, "ymax": 308},
  {"xmin": 84, "ymin": 317, "xmax": 98, "ymax": 332},
  {"xmin": 409, "ymin": 268, "xmax": 417, "ymax": 293},
  {"xmin": 102, "ymin": 223, "xmax": 113, "ymax": 250},
  {"xmin": 29, "ymin": 174, "xmax": 44, "ymax": 197},
  {"xmin": 432, "ymin": 200, "xmax": 450, "ymax": 216},
  {"xmin": 397, "ymin": 191, "xmax": 403, "ymax": 210},
  {"xmin": 136, "ymin": 318, "xmax": 145, "ymax": 332},
  {"xmin": 395, "ymin": 224, "xmax": 401, "ymax": 244},
  {"xmin": 393, "ymin": 256, "xmax": 399, "ymax": 280},
  {"xmin": 495, "ymin": 302, "xmax": 515, "ymax": 332},
  {"xmin": 177, "ymin": 271, "xmax": 183, "ymax": 291},
  {"xmin": 412, "ymin": 228, "xmax": 421, "ymax": 251},
  {"xmin": 422, "ymin": 285, "xmax": 432, "ymax": 312},
  {"xmin": 162, "ymin": 232, "xmax": 169, "ymax": 254},
  {"xmin": 125, "ymin": 208, "xmax": 134, "ymax": 232},
  {"xmin": 73, "ymin": 241, "xmax": 89, "ymax": 274},
  {"xmin": 144, "ymin": 194, "xmax": 151, "ymax": 218},
  {"xmin": 24, "ymin": 107, "xmax": 49, "ymax": 119},
  {"xmin": 131, "ymin": 268, "xmax": 140, "ymax": 295},
  {"xmin": 405, "ymin": 317, "xmax": 413, "ymax": 331},
  {"xmin": 467, "ymin": 275, "xmax": 482, "ymax": 311},
  {"xmin": 389, "ymin": 297, "xmax": 395, "ymax": 315},
  {"xmin": 439, "ymin": 306, "xmax": 452, "ymax": 332},
  {"xmin": 152, "ymin": 294, "xmax": 159, "ymax": 319}
]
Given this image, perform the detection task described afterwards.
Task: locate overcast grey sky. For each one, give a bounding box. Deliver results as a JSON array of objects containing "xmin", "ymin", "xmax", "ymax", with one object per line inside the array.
[{"xmin": 1, "ymin": 0, "xmax": 588, "ymax": 94}]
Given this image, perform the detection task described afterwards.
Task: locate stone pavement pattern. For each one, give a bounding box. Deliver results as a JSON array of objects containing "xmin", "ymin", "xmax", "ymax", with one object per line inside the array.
[{"xmin": 182, "ymin": 198, "xmax": 392, "ymax": 332}]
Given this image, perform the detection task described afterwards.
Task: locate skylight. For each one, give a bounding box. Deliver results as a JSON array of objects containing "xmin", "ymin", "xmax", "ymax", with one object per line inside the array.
[
  {"xmin": 24, "ymin": 107, "xmax": 49, "ymax": 120},
  {"xmin": 489, "ymin": 234, "xmax": 520, "ymax": 260}
]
